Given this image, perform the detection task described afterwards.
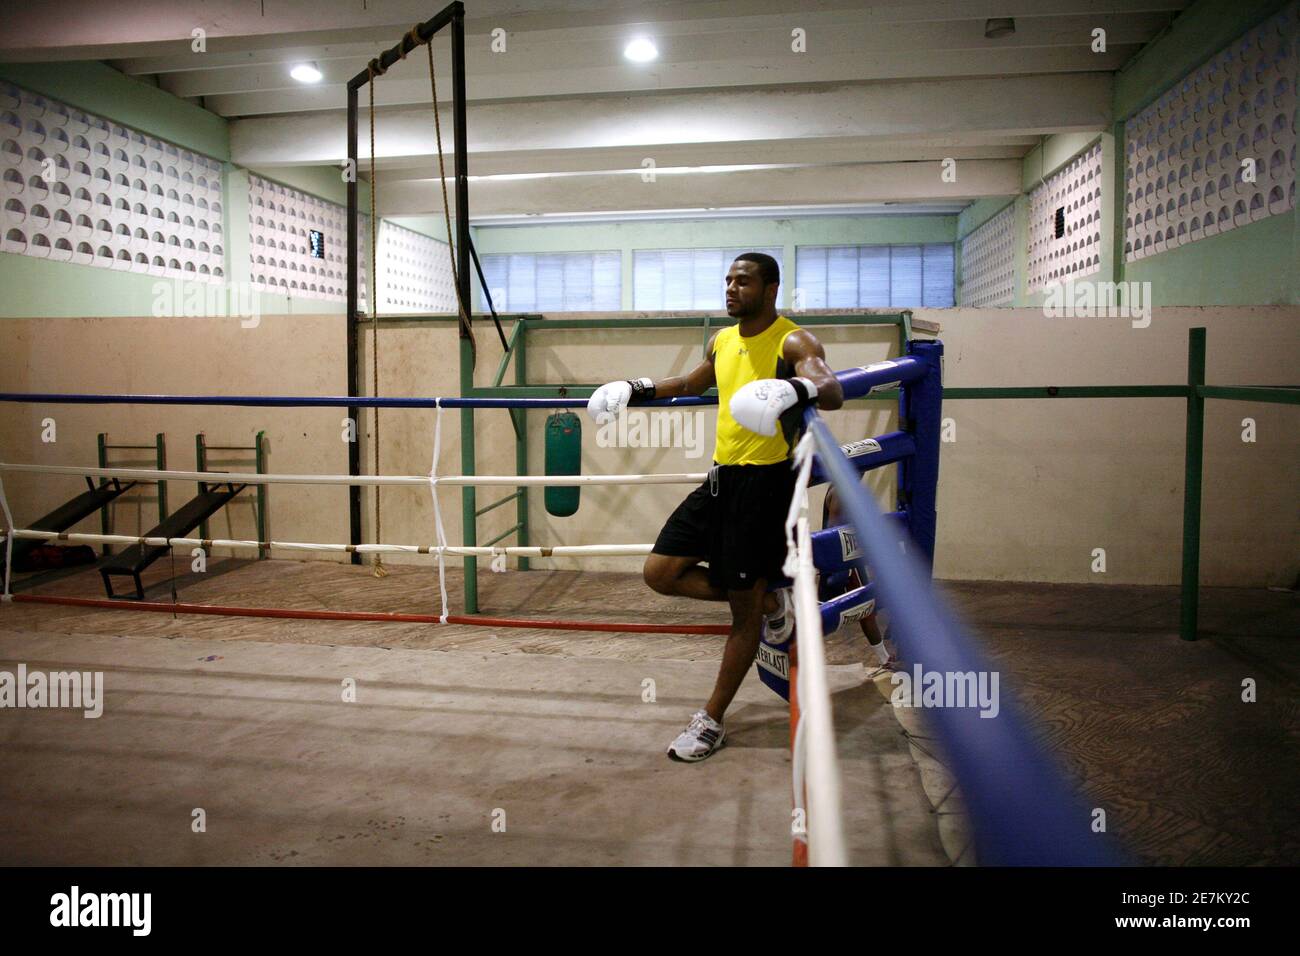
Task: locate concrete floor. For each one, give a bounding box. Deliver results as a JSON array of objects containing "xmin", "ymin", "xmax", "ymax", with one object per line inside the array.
[
  {"xmin": 1, "ymin": 558, "xmax": 1296, "ymax": 865},
  {"xmin": 0, "ymin": 559, "xmax": 949, "ymax": 866}
]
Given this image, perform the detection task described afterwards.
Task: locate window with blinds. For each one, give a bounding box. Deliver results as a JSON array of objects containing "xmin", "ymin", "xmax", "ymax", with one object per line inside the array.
[
  {"xmin": 795, "ymin": 244, "xmax": 954, "ymax": 308},
  {"xmin": 633, "ymin": 247, "xmax": 784, "ymax": 309},
  {"xmin": 480, "ymin": 251, "xmax": 621, "ymax": 311}
]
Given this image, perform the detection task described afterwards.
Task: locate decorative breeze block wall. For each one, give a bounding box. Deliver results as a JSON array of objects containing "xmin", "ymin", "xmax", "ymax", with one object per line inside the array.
[
  {"xmin": 377, "ymin": 221, "xmax": 456, "ymax": 313},
  {"xmin": 959, "ymin": 204, "xmax": 1015, "ymax": 306},
  {"xmin": 1, "ymin": 81, "xmax": 226, "ymax": 280},
  {"xmin": 1123, "ymin": 4, "xmax": 1297, "ymax": 261},
  {"xmin": 248, "ymin": 173, "xmax": 368, "ymax": 307},
  {"xmin": 1026, "ymin": 142, "xmax": 1103, "ymax": 292}
]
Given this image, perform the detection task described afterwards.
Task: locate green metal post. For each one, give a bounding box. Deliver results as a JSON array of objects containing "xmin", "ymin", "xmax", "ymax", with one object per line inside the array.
[
  {"xmin": 155, "ymin": 432, "xmax": 168, "ymax": 522},
  {"xmin": 900, "ymin": 310, "xmax": 913, "ymax": 354},
  {"xmin": 515, "ymin": 320, "xmax": 530, "ymax": 571},
  {"xmin": 460, "ymin": 335, "xmax": 478, "ymax": 613},
  {"xmin": 97, "ymin": 433, "xmax": 110, "ymax": 556},
  {"xmin": 1180, "ymin": 328, "xmax": 1206, "ymax": 642},
  {"xmin": 255, "ymin": 430, "xmax": 267, "ymax": 560}
]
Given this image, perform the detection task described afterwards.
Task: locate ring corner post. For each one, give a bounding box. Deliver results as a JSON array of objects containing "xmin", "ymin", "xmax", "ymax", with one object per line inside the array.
[
  {"xmin": 346, "ymin": 79, "xmax": 363, "ymax": 566},
  {"xmin": 1180, "ymin": 326, "xmax": 1206, "ymax": 642},
  {"xmin": 901, "ymin": 339, "xmax": 943, "ymax": 575},
  {"xmin": 451, "ymin": 2, "xmax": 478, "ymax": 614}
]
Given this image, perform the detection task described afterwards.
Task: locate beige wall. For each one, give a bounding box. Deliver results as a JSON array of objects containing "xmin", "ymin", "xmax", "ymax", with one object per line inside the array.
[{"xmin": 2, "ymin": 307, "xmax": 1296, "ymax": 588}]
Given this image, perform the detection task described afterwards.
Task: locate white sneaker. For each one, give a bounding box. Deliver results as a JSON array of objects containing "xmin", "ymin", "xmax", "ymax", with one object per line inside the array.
[
  {"xmin": 763, "ymin": 587, "xmax": 794, "ymax": 644},
  {"xmin": 666, "ymin": 709, "xmax": 726, "ymax": 762}
]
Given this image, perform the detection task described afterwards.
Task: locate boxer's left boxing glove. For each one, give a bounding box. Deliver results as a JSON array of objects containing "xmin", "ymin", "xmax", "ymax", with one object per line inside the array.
[{"xmin": 729, "ymin": 377, "xmax": 817, "ymax": 436}]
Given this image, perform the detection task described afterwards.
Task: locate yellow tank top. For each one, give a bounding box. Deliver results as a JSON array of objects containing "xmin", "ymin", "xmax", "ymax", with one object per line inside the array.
[{"xmin": 712, "ymin": 315, "xmax": 802, "ymax": 465}]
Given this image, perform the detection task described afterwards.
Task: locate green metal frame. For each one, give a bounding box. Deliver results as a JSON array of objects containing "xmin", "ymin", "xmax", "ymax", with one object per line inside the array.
[
  {"xmin": 97, "ymin": 432, "xmax": 168, "ymax": 557},
  {"xmin": 448, "ymin": 317, "xmax": 1296, "ymax": 638},
  {"xmin": 456, "ymin": 311, "xmax": 917, "ymax": 612},
  {"xmin": 196, "ymin": 431, "xmax": 268, "ymax": 558}
]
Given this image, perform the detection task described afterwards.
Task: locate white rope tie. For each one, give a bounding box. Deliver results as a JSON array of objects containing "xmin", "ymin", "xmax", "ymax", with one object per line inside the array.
[
  {"xmin": 428, "ymin": 398, "xmax": 450, "ymax": 624},
  {"xmin": 783, "ymin": 431, "xmax": 816, "ymax": 579}
]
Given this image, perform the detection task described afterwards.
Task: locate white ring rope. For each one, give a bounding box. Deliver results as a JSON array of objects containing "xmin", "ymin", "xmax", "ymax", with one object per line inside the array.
[
  {"xmin": 783, "ymin": 431, "xmax": 848, "ymax": 866},
  {"xmin": 2, "ymin": 528, "xmax": 653, "ymax": 559},
  {"xmin": 429, "ymin": 398, "xmax": 450, "ymax": 624},
  {"xmin": 0, "ymin": 463, "xmax": 708, "ymax": 487}
]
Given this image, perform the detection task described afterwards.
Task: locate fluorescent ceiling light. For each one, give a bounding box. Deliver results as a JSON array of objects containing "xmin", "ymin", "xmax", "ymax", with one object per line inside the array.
[
  {"xmin": 623, "ymin": 38, "xmax": 658, "ymax": 62},
  {"xmin": 290, "ymin": 62, "xmax": 322, "ymax": 83}
]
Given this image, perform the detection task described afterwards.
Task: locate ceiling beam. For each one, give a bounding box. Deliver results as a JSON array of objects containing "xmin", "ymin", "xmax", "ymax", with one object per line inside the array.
[
  {"xmin": 375, "ymin": 159, "xmax": 1023, "ymax": 216},
  {"xmin": 0, "ymin": 0, "xmax": 1182, "ymax": 60},
  {"xmin": 230, "ymin": 73, "xmax": 1111, "ymax": 167}
]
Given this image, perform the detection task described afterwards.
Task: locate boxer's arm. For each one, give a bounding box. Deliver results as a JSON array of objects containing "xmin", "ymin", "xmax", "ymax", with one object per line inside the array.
[{"xmin": 782, "ymin": 329, "xmax": 844, "ymax": 410}]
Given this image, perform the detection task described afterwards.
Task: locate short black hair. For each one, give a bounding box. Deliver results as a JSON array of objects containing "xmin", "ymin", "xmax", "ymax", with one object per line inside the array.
[{"xmin": 733, "ymin": 252, "xmax": 779, "ymax": 286}]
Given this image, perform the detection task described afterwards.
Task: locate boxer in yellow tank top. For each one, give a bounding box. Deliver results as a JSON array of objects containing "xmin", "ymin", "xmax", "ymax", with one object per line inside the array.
[
  {"xmin": 712, "ymin": 314, "xmax": 803, "ymax": 466},
  {"xmin": 586, "ymin": 253, "xmax": 844, "ymax": 761}
]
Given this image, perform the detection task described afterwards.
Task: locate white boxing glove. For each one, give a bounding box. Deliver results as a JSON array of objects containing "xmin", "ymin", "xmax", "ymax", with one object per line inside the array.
[
  {"xmin": 729, "ymin": 377, "xmax": 818, "ymax": 436},
  {"xmin": 587, "ymin": 378, "xmax": 655, "ymax": 423}
]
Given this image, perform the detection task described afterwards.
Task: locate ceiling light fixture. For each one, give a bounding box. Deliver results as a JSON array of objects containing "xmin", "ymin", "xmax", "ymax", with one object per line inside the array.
[
  {"xmin": 623, "ymin": 38, "xmax": 658, "ymax": 62},
  {"xmin": 290, "ymin": 62, "xmax": 323, "ymax": 83}
]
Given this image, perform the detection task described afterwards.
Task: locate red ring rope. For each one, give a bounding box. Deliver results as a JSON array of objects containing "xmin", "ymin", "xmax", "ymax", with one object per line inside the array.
[{"xmin": 8, "ymin": 593, "xmax": 731, "ymax": 635}]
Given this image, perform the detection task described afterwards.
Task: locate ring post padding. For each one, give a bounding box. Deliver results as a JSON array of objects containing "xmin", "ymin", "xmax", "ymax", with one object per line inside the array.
[
  {"xmin": 808, "ymin": 430, "xmax": 916, "ymax": 486},
  {"xmin": 900, "ymin": 340, "xmax": 943, "ymax": 571},
  {"xmin": 810, "ymin": 513, "xmax": 906, "ymax": 575},
  {"xmin": 818, "ymin": 582, "xmax": 876, "ymax": 635}
]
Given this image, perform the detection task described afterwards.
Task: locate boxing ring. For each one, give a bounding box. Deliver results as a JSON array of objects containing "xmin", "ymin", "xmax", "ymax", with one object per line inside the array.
[{"xmin": 0, "ymin": 339, "xmax": 1131, "ymax": 866}]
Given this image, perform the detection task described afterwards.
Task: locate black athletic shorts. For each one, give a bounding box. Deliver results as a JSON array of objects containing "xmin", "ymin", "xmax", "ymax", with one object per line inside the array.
[{"xmin": 652, "ymin": 460, "xmax": 797, "ymax": 592}]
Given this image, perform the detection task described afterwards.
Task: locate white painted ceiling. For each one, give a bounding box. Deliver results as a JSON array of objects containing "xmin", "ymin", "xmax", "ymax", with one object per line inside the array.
[{"xmin": 1, "ymin": 0, "xmax": 1189, "ymax": 220}]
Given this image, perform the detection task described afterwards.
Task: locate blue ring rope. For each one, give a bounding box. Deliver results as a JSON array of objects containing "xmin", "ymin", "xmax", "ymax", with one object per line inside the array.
[{"xmin": 803, "ymin": 404, "xmax": 1120, "ymax": 865}]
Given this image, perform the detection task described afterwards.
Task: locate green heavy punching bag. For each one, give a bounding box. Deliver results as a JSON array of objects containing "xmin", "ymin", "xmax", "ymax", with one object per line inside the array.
[{"xmin": 545, "ymin": 411, "xmax": 581, "ymax": 517}]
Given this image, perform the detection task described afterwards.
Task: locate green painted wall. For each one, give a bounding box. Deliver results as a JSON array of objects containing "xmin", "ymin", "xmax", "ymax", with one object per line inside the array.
[
  {"xmin": 957, "ymin": 197, "xmax": 1014, "ymax": 241},
  {"xmin": 1113, "ymin": 0, "xmax": 1292, "ymax": 120},
  {"xmin": 7, "ymin": 1, "xmax": 1297, "ymax": 320},
  {"xmin": 958, "ymin": 0, "xmax": 1299, "ymax": 307},
  {"xmin": 0, "ymin": 61, "xmax": 227, "ymax": 160},
  {"xmin": 1123, "ymin": 211, "xmax": 1297, "ymax": 305},
  {"xmin": 0, "ymin": 62, "xmax": 371, "ymax": 318},
  {"xmin": 388, "ymin": 215, "xmax": 455, "ymax": 244},
  {"xmin": 247, "ymin": 166, "xmax": 364, "ymax": 210}
]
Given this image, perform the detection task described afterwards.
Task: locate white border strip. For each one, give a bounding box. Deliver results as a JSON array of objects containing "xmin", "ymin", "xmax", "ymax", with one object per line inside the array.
[
  {"xmin": 0, "ymin": 463, "xmax": 707, "ymax": 487},
  {"xmin": 5, "ymin": 529, "xmax": 653, "ymax": 558}
]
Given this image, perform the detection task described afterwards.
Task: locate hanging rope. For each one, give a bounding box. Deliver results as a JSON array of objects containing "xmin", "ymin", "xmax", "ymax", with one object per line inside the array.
[
  {"xmin": 367, "ymin": 60, "xmax": 387, "ymax": 578},
  {"xmin": 360, "ymin": 28, "xmax": 476, "ymax": 579}
]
